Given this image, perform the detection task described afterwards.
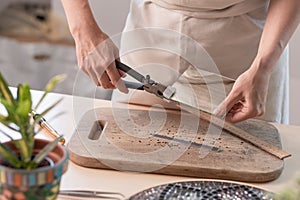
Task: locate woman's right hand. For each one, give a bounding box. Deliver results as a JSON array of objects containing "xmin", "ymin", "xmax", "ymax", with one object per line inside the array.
[
  {"xmin": 74, "ymin": 28, "xmax": 128, "ymax": 93},
  {"xmin": 61, "ymin": 0, "xmax": 127, "ymax": 93}
]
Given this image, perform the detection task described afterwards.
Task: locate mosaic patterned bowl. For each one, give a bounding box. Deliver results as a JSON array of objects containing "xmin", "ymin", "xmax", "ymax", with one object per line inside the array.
[{"xmin": 129, "ymin": 180, "xmax": 274, "ymax": 200}]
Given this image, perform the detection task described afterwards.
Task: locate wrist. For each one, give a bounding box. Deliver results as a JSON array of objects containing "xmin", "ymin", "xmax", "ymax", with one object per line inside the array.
[
  {"xmin": 71, "ymin": 21, "xmax": 103, "ymax": 42},
  {"xmin": 252, "ymin": 54, "xmax": 275, "ymax": 75},
  {"xmin": 255, "ymin": 41, "xmax": 284, "ymax": 74},
  {"xmin": 72, "ymin": 25, "xmax": 108, "ymax": 54},
  {"xmin": 62, "ymin": 0, "xmax": 103, "ymax": 41}
]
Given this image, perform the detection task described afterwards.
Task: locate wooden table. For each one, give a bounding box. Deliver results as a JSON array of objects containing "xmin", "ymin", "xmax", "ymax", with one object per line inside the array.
[{"xmin": 3, "ymin": 89, "xmax": 299, "ymax": 199}]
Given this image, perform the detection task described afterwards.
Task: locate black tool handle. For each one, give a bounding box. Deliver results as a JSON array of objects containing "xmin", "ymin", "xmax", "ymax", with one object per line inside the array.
[
  {"xmin": 123, "ymin": 81, "xmax": 144, "ymax": 90},
  {"xmin": 115, "ymin": 60, "xmax": 145, "ymax": 83}
]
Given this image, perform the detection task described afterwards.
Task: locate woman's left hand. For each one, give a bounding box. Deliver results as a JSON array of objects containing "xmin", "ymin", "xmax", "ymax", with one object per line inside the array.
[{"xmin": 213, "ymin": 60, "xmax": 272, "ymax": 123}]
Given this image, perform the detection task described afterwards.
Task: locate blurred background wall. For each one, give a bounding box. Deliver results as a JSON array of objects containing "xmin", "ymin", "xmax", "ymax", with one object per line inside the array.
[{"xmin": 1, "ymin": 0, "xmax": 299, "ymax": 125}]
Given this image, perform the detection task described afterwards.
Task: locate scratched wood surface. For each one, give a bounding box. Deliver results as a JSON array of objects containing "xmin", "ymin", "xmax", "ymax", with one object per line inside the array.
[{"xmin": 68, "ymin": 107, "xmax": 284, "ymax": 183}]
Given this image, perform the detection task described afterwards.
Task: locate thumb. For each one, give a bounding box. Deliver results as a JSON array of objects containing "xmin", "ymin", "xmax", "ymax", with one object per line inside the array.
[
  {"xmin": 213, "ymin": 92, "xmax": 240, "ymax": 118},
  {"xmin": 116, "ymin": 79, "xmax": 129, "ymax": 94}
]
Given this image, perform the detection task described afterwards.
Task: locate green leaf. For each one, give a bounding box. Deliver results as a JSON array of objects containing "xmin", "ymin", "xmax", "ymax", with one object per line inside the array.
[
  {"xmin": 31, "ymin": 136, "xmax": 62, "ymax": 168},
  {"xmin": 0, "ymin": 143, "xmax": 22, "ymax": 168},
  {"xmin": 45, "ymin": 74, "xmax": 66, "ymax": 93},
  {"xmin": 0, "ymin": 99, "xmax": 19, "ymax": 125},
  {"xmin": 276, "ymin": 191, "xmax": 297, "ymax": 200},
  {"xmin": 0, "ymin": 72, "xmax": 14, "ymax": 105},
  {"xmin": 0, "ymin": 99, "xmax": 15, "ymax": 115},
  {"xmin": 297, "ymin": 177, "xmax": 300, "ymax": 186},
  {"xmin": 17, "ymin": 84, "xmax": 31, "ymax": 102},
  {"xmin": 0, "ymin": 116, "xmax": 20, "ymax": 132},
  {"xmin": 16, "ymin": 84, "xmax": 32, "ymax": 118},
  {"xmin": 16, "ymin": 99, "xmax": 32, "ymax": 119},
  {"xmin": 13, "ymin": 139, "xmax": 34, "ymax": 163},
  {"xmin": 0, "ymin": 73, "xmax": 66, "ymax": 170},
  {"xmin": 0, "ymin": 114, "xmax": 5, "ymax": 121},
  {"xmin": 34, "ymin": 74, "xmax": 66, "ymax": 110}
]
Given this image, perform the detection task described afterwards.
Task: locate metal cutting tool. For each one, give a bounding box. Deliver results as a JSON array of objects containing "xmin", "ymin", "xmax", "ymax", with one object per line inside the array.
[
  {"xmin": 115, "ymin": 60, "xmax": 219, "ymax": 115},
  {"xmin": 115, "ymin": 60, "xmax": 291, "ymax": 160},
  {"xmin": 115, "ymin": 60, "xmax": 176, "ymax": 100}
]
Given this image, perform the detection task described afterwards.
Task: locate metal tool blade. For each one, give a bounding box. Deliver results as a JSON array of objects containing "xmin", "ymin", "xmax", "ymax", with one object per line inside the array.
[{"xmin": 152, "ymin": 134, "xmax": 222, "ymax": 152}]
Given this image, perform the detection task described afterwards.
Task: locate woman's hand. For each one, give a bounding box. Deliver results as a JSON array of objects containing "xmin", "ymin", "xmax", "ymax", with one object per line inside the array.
[
  {"xmin": 214, "ymin": 0, "xmax": 300, "ymax": 123},
  {"xmin": 75, "ymin": 29, "xmax": 128, "ymax": 93},
  {"xmin": 61, "ymin": 0, "xmax": 128, "ymax": 93},
  {"xmin": 213, "ymin": 60, "xmax": 271, "ymax": 123}
]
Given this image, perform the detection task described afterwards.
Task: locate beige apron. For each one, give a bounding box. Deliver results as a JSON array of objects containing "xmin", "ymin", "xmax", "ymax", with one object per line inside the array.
[{"xmin": 112, "ymin": 0, "xmax": 289, "ymax": 124}]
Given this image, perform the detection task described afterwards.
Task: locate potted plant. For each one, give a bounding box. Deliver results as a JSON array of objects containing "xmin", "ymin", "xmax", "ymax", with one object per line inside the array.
[
  {"xmin": 273, "ymin": 176, "xmax": 300, "ymax": 200},
  {"xmin": 0, "ymin": 72, "xmax": 68, "ymax": 200}
]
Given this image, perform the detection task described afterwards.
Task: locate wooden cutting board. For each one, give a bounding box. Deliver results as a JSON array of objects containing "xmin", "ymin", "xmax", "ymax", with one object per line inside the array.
[{"xmin": 67, "ymin": 107, "xmax": 285, "ymax": 183}]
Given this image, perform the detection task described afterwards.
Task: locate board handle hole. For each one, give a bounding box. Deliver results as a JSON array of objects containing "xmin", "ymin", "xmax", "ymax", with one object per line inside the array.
[{"xmin": 88, "ymin": 120, "xmax": 107, "ymax": 140}]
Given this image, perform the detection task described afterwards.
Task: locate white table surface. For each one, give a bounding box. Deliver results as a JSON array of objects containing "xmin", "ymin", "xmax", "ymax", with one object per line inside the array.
[{"xmin": 3, "ymin": 89, "xmax": 299, "ymax": 199}]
